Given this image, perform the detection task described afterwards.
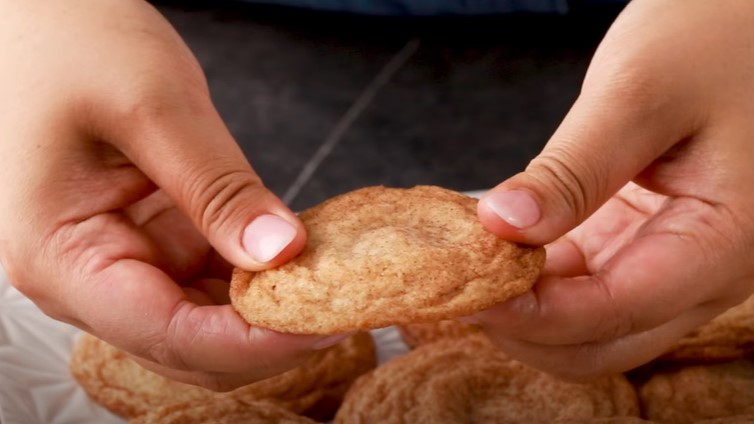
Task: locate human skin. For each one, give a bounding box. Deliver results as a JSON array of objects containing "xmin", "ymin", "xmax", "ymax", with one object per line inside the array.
[
  {"xmin": 4, "ymin": 0, "xmax": 754, "ymax": 391},
  {"xmin": 0, "ymin": 0, "xmax": 352, "ymax": 391},
  {"xmin": 476, "ymin": 0, "xmax": 754, "ymax": 379}
]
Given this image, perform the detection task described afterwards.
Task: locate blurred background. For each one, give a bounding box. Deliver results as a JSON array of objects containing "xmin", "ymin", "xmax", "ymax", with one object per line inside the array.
[{"xmin": 149, "ymin": 0, "xmax": 626, "ymax": 211}]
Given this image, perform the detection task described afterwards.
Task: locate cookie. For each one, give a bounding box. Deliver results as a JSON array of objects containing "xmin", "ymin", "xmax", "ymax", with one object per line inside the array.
[
  {"xmin": 334, "ymin": 335, "xmax": 639, "ymax": 423},
  {"xmin": 398, "ymin": 319, "xmax": 482, "ymax": 349},
  {"xmin": 231, "ymin": 185, "xmax": 545, "ymax": 334},
  {"xmin": 657, "ymin": 294, "xmax": 754, "ymax": 364},
  {"xmin": 70, "ymin": 331, "xmax": 375, "ymax": 420},
  {"xmin": 638, "ymin": 360, "xmax": 754, "ymax": 423},
  {"xmin": 129, "ymin": 399, "xmax": 315, "ymax": 424}
]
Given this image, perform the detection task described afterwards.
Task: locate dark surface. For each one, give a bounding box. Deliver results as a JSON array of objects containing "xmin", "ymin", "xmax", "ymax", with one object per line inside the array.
[{"xmin": 152, "ymin": 1, "xmax": 624, "ymax": 210}]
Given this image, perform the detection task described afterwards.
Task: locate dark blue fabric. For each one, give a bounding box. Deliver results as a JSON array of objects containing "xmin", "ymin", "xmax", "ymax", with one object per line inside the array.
[{"xmin": 239, "ymin": 0, "xmax": 571, "ymax": 15}]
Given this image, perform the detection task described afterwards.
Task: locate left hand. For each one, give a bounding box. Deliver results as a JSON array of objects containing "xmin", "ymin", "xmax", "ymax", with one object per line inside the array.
[
  {"xmin": 474, "ymin": 0, "xmax": 754, "ymax": 380},
  {"xmin": 0, "ymin": 0, "xmax": 335, "ymax": 391}
]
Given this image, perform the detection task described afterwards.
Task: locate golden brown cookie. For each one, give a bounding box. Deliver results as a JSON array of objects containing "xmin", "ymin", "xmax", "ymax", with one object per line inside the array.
[
  {"xmin": 70, "ymin": 332, "xmax": 375, "ymax": 420},
  {"xmin": 230, "ymin": 185, "xmax": 545, "ymax": 334},
  {"xmin": 398, "ymin": 319, "xmax": 482, "ymax": 349},
  {"xmin": 657, "ymin": 295, "xmax": 754, "ymax": 364},
  {"xmin": 334, "ymin": 336, "xmax": 640, "ymax": 423},
  {"xmin": 638, "ymin": 360, "xmax": 754, "ymax": 423},
  {"xmin": 129, "ymin": 399, "xmax": 316, "ymax": 424}
]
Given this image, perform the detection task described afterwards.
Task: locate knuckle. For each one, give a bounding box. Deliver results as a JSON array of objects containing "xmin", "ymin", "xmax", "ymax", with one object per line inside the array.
[
  {"xmin": 143, "ymin": 304, "xmax": 195, "ymax": 371},
  {"xmin": 3, "ymin": 243, "xmax": 51, "ymax": 302},
  {"xmin": 5, "ymin": 270, "xmax": 41, "ymax": 299},
  {"xmin": 184, "ymin": 168, "xmax": 265, "ymax": 236},
  {"xmin": 528, "ymin": 150, "xmax": 606, "ymax": 223},
  {"xmin": 5, "ymin": 264, "xmax": 71, "ymax": 324},
  {"xmin": 144, "ymin": 337, "xmax": 190, "ymax": 373},
  {"xmin": 3, "ymin": 254, "xmax": 27, "ymax": 291},
  {"xmin": 589, "ymin": 273, "xmax": 634, "ymax": 342}
]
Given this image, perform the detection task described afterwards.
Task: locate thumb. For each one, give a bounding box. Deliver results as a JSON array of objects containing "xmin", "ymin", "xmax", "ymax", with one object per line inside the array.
[
  {"xmin": 105, "ymin": 93, "xmax": 305, "ymax": 271},
  {"xmin": 478, "ymin": 77, "xmax": 697, "ymax": 246}
]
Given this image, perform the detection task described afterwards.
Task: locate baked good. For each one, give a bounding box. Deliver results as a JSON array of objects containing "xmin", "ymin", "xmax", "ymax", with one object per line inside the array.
[
  {"xmin": 231, "ymin": 185, "xmax": 545, "ymax": 334},
  {"xmin": 638, "ymin": 360, "xmax": 754, "ymax": 423},
  {"xmin": 335, "ymin": 335, "xmax": 640, "ymax": 423},
  {"xmin": 129, "ymin": 399, "xmax": 315, "ymax": 424},
  {"xmin": 657, "ymin": 295, "xmax": 754, "ymax": 364},
  {"xmin": 70, "ymin": 333, "xmax": 209, "ymax": 419},
  {"xmin": 70, "ymin": 331, "xmax": 375, "ymax": 420},
  {"xmin": 398, "ymin": 319, "xmax": 482, "ymax": 349}
]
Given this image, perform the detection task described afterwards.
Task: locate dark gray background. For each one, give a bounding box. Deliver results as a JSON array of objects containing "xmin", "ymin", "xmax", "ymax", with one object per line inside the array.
[{"xmin": 151, "ymin": 1, "xmax": 624, "ymax": 210}]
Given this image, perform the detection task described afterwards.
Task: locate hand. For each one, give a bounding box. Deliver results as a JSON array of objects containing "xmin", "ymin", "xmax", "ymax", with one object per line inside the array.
[
  {"xmin": 475, "ymin": 0, "xmax": 754, "ymax": 379},
  {"xmin": 0, "ymin": 0, "xmax": 345, "ymax": 391}
]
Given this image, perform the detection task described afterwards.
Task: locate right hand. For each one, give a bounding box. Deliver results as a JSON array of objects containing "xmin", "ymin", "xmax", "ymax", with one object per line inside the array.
[
  {"xmin": 0, "ymin": 0, "xmax": 346, "ymax": 391},
  {"xmin": 474, "ymin": 0, "xmax": 754, "ymax": 380}
]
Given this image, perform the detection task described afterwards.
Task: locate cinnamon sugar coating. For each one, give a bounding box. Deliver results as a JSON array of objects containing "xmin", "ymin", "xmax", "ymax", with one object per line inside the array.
[
  {"xmin": 69, "ymin": 332, "xmax": 375, "ymax": 420},
  {"xmin": 335, "ymin": 336, "xmax": 640, "ymax": 423},
  {"xmin": 231, "ymin": 186, "xmax": 545, "ymax": 334}
]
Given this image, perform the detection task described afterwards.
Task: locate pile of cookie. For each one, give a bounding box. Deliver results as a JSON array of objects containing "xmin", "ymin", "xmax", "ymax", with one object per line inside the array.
[
  {"xmin": 70, "ymin": 331, "xmax": 375, "ymax": 423},
  {"xmin": 69, "ymin": 186, "xmax": 754, "ymax": 423},
  {"xmin": 630, "ymin": 291, "xmax": 754, "ymax": 423},
  {"xmin": 396, "ymin": 293, "xmax": 754, "ymax": 424}
]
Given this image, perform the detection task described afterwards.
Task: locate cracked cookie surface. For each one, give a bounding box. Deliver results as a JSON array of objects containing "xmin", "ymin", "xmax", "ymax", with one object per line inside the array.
[
  {"xmin": 657, "ymin": 295, "xmax": 754, "ymax": 364},
  {"xmin": 638, "ymin": 360, "xmax": 754, "ymax": 423},
  {"xmin": 70, "ymin": 332, "xmax": 375, "ymax": 420},
  {"xmin": 231, "ymin": 185, "xmax": 545, "ymax": 334},
  {"xmin": 129, "ymin": 398, "xmax": 316, "ymax": 424},
  {"xmin": 335, "ymin": 335, "xmax": 640, "ymax": 423}
]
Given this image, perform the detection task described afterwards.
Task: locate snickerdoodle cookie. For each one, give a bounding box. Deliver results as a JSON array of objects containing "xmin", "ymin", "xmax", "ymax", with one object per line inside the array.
[
  {"xmin": 398, "ymin": 319, "xmax": 482, "ymax": 349},
  {"xmin": 638, "ymin": 360, "xmax": 754, "ymax": 423},
  {"xmin": 334, "ymin": 335, "xmax": 640, "ymax": 423},
  {"xmin": 230, "ymin": 185, "xmax": 545, "ymax": 334},
  {"xmin": 129, "ymin": 399, "xmax": 316, "ymax": 424},
  {"xmin": 657, "ymin": 295, "xmax": 754, "ymax": 364},
  {"xmin": 70, "ymin": 331, "xmax": 375, "ymax": 420}
]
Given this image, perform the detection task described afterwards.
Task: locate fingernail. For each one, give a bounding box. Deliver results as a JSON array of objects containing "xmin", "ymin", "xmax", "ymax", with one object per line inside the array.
[
  {"xmin": 312, "ymin": 332, "xmax": 355, "ymax": 350},
  {"xmin": 483, "ymin": 190, "xmax": 541, "ymax": 229},
  {"xmin": 243, "ymin": 214, "xmax": 297, "ymax": 263}
]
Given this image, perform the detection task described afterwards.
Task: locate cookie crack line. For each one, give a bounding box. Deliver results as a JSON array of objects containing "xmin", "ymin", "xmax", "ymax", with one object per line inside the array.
[{"xmin": 230, "ymin": 185, "xmax": 545, "ymax": 335}]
